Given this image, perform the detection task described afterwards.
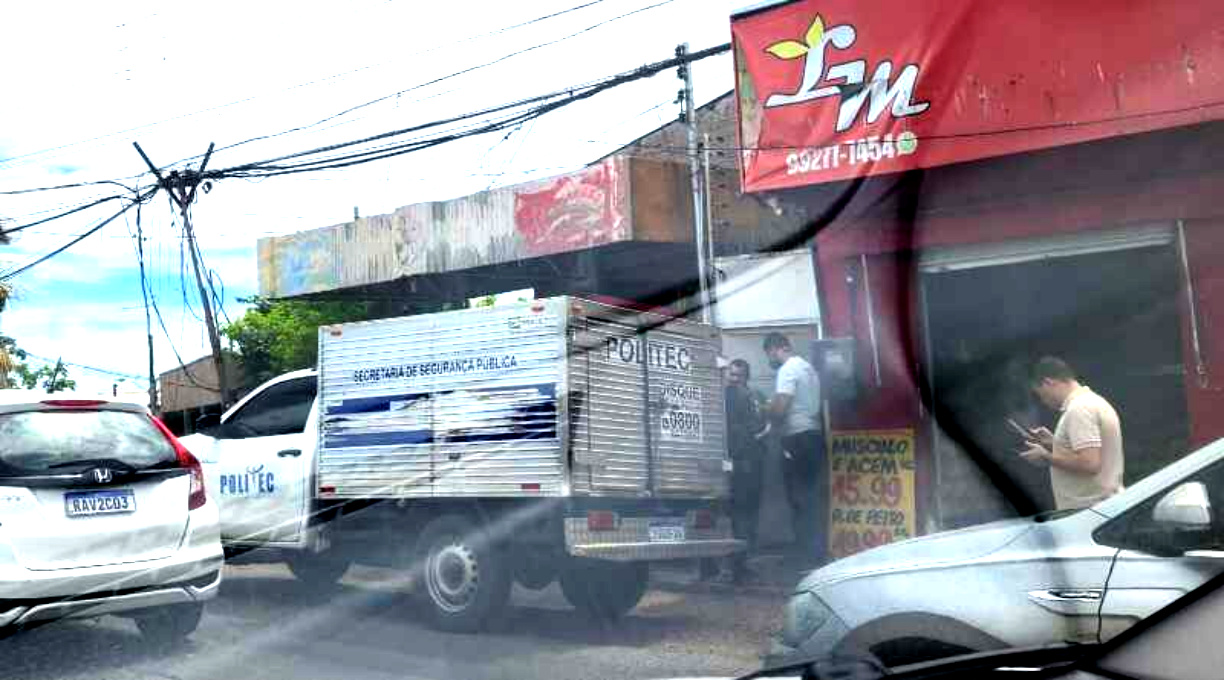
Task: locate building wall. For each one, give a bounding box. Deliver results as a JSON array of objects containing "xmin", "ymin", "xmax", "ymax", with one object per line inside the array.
[
  {"xmin": 159, "ymin": 356, "xmax": 242, "ymax": 413},
  {"xmin": 259, "ymin": 157, "xmax": 633, "ymax": 298},
  {"xmin": 801, "ymin": 122, "xmax": 1224, "ymax": 533}
]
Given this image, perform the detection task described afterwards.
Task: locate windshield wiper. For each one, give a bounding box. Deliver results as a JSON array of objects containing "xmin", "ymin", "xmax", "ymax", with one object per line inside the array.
[
  {"xmin": 738, "ymin": 652, "xmax": 888, "ymax": 680},
  {"xmin": 739, "ymin": 645, "xmax": 1093, "ymax": 680}
]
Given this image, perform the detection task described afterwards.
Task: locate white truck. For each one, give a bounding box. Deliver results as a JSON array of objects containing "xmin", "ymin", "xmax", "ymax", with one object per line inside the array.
[{"xmin": 181, "ymin": 297, "xmax": 742, "ymax": 631}]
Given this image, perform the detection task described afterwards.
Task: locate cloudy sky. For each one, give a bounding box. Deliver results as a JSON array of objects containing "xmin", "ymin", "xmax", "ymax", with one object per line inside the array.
[{"xmin": 0, "ymin": 0, "xmax": 735, "ymax": 396}]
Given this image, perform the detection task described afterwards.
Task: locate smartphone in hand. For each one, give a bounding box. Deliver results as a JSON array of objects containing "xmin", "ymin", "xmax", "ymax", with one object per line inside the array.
[{"xmin": 1007, "ymin": 418, "xmax": 1037, "ymax": 443}]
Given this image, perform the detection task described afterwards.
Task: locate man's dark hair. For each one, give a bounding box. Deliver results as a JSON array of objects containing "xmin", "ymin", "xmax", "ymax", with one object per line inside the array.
[
  {"xmin": 1030, "ymin": 356, "xmax": 1077, "ymax": 384},
  {"xmin": 730, "ymin": 358, "xmax": 751, "ymax": 378},
  {"xmin": 763, "ymin": 332, "xmax": 792, "ymax": 352}
]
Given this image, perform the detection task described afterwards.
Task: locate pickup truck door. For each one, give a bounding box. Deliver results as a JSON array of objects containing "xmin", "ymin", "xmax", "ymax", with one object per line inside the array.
[{"xmin": 200, "ymin": 375, "xmax": 317, "ymax": 546}]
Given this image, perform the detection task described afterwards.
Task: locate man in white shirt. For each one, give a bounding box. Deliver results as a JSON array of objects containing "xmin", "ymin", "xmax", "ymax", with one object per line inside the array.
[
  {"xmin": 763, "ymin": 332, "xmax": 826, "ymax": 565},
  {"xmin": 1020, "ymin": 357, "xmax": 1125, "ymax": 510}
]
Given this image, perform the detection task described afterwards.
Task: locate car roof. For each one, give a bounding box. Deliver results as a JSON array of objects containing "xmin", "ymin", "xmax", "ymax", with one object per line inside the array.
[{"xmin": 0, "ymin": 390, "xmax": 148, "ymax": 413}]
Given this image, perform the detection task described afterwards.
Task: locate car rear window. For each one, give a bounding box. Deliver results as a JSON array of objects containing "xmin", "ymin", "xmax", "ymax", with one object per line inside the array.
[{"xmin": 0, "ymin": 410, "xmax": 176, "ymax": 473}]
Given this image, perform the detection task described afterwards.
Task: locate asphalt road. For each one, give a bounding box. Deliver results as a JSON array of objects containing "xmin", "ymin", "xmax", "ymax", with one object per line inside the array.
[{"xmin": 0, "ymin": 563, "xmax": 786, "ymax": 680}]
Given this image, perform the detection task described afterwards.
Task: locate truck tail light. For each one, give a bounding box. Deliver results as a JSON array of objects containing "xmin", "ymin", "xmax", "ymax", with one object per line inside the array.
[
  {"xmin": 587, "ymin": 510, "xmax": 618, "ymax": 532},
  {"xmin": 149, "ymin": 416, "xmax": 207, "ymax": 510}
]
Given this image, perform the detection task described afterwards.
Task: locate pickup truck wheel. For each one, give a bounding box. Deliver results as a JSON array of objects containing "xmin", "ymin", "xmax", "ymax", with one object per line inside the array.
[
  {"xmin": 560, "ymin": 559, "xmax": 649, "ymax": 621},
  {"xmin": 417, "ymin": 515, "xmax": 511, "ymax": 633},
  {"xmin": 287, "ymin": 553, "xmax": 351, "ymax": 592},
  {"xmin": 511, "ymin": 547, "xmax": 559, "ymax": 591},
  {"xmin": 134, "ymin": 603, "xmax": 204, "ymax": 647}
]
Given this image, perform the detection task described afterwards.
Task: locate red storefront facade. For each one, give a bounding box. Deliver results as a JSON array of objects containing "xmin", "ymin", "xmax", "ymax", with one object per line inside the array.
[{"xmin": 732, "ymin": 0, "xmax": 1224, "ymax": 553}]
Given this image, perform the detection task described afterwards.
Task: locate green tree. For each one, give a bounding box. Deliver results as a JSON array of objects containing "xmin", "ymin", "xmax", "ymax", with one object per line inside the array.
[
  {"xmin": 222, "ymin": 297, "xmax": 371, "ymax": 389},
  {"xmin": 0, "ymin": 334, "xmax": 25, "ymax": 389},
  {"xmin": 15, "ymin": 360, "xmax": 76, "ymax": 392}
]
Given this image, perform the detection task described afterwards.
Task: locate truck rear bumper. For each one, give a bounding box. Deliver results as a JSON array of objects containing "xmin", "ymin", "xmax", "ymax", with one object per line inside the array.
[
  {"xmin": 569, "ymin": 538, "xmax": 745, "ymax": 561},
  {"xmin": 564, "ymin": 516, "xmax": 744, "ymax": 561}
]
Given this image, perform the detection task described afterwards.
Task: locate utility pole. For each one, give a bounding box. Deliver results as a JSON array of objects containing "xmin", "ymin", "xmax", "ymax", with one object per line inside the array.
[
  {"xmin": 677, "ymin": 43, "xmax": 712, "ymax": 323},
  {"xmin": 133, "ymin": 142, "xmax": 232, "ymax": 409},
  {"xmin": 133, "ymin": 201, "xmax": 158, "ymax": 413}
]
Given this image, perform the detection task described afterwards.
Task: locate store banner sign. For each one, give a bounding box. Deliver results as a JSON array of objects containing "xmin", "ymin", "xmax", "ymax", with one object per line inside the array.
[
  {"xmin": 732, "ymin": 0, "xmax": 1224, "ymax": 192},
  {"xmin": 827, "ymin": 429, "xmax": 916, "ymax": 558}
]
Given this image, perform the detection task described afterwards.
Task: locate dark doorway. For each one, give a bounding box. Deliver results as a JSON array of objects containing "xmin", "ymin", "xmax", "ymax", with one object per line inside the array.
[{"xmin": 922, "ymin": 244, "xmax": 1190, "ymax": 527}]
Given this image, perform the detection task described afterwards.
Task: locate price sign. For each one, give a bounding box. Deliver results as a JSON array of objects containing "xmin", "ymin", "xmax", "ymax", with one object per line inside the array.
[{"xmin": 827, "ymin": 429, "xmax": 916, "ymax": 558}]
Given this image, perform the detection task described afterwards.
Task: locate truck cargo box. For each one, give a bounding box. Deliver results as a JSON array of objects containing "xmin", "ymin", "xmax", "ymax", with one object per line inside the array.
[{"xmin": 317, "ymin": 297, "xmax": 729, "ymax": 501}]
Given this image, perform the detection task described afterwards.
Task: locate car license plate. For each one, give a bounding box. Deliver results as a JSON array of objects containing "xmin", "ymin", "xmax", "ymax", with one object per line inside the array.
[
  {"xmin": 64, "ymin": 489, "xmax": 136, "ymax": 517},
  {"xmin": 648, "ymin": 521, "xmax": 686, "ymax": 543}
]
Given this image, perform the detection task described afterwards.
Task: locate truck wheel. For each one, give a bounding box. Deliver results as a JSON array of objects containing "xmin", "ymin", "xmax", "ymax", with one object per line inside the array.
[
  {"xmin": 286, "ymin": 554, "xmax": 352, "ymax": 592},
  {"xmin": 417, "ymin": 515, "xmax": 511, "ymax": 633},
  {"xmin": 134, "ymin": 603, "xmax": 204, "ymax": 647},
  {"xmin": 560, "ymin": 559, "xmax": 649, "ymax": 621},
  {"xmin": 511, "ymin": 547, "xmax": 559, "ymax": 591}
]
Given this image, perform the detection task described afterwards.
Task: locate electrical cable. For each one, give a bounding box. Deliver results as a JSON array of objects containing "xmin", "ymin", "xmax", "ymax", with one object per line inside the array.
[
  {"xmin": 300, "ymin": 0, "xmax": 680, "ymax": 133},
  {"xmin": 0, "ymin": 187, "xmax": 156, "ymax": 281},
  {"xmin": 0, "ymin": 0, "xmax": 620, "ymax": 172},
  {"xmin": 149, "ymin": 294, "xmax": 213, "ymax": 391},
  {"xmin": 208, "ymin": 43, "xmax": 730, "ymax": 180},
  {"xmin": 2, "ymin": 193, "xmax": 133, "ymax": 236}
]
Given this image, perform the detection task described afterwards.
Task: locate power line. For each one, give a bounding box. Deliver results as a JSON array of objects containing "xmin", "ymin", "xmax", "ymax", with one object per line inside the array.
[
  {"xmin": 0, "ymin": 0, "xmax": 620, "ymax": 173},
  {"xmin": 0, "ymin": 177, "xmax": 140, "ymax": 197},
  {"xmin": 149, "ymin": 294, "xmax": 212, "ymax": 391},
  {"xmin": 0, "ymin": 188, "xmax": 157, "ymax": 281},
  {"xmin": 1, "ymin": 192, "xmax": 135, "ymax": 236},
  {"xmin": 208, "ymin": 42, "xmax": 731, "ymax": 181},
  {"xmin": 21, "ymin": 352, "xmax": 149, "ymax": 384},
  {"xmin": 299, "ymin": 0, "xmax": 681, "ymax": 134},
  {"xmin": 169, "ymin": 0, "xmax": 682, "ymax": 171}
]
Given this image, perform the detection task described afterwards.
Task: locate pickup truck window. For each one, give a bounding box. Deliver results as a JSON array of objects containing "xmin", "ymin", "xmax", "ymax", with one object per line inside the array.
[{"xmin": 222, "ymin": 376, "xmax": 318, "ymax": 439}]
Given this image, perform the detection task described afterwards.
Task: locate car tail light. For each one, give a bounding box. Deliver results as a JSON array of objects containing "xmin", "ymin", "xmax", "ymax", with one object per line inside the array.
[
  {"xmin": 587, "ymin": 510, "xmax": 618, "ymax": 532},
  {"xmin": 149, "ymin": 416, "xmax": 207, "ymax": 510},
  {"xmin": 41, "ymin": 399, "xmax": 107, "ymax": 408},
  {"xmin": 692, "ymin": 509, "xmax": 715, "ymax": 530}
]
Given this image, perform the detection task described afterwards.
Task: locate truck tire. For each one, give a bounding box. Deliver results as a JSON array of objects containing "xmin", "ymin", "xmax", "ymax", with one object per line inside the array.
[
  {"xmin": 560, "ymin": 559, "xmax": 649, "ymax": 621},
  {"xmin": 416, "ymin": 514, "xmax": 512, "ymax": 633},
  {"xmin": 134, "ymin": 603, "xmax": 204, "ymax": 647},
  {"xmin": 286, "ymin": 553, "xmax": 352, "ymax": 592},
  {"xmin": 511, "ymin": 547, "xmax": 559, "ymax": 591}
]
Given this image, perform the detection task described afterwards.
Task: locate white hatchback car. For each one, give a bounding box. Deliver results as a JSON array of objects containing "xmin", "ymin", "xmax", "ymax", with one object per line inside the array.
[{"xmin": 0, "ymin": 392, "xmax": 223, "ymax": 643}]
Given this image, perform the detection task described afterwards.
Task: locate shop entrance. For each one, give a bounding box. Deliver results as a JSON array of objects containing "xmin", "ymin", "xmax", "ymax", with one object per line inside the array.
[{"xmin": 919, "ymin": 227, "xmax": 1190, "ymax": 528}]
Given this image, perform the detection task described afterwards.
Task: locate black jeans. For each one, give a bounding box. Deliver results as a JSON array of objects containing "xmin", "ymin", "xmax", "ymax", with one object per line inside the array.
[{"xmin": 781, "ymin": 430, "xmax": 828, "ymax": 563}]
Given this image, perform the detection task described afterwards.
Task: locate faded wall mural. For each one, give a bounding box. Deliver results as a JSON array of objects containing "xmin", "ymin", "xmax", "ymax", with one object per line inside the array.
[{"xmin": 259, "ymin": 157, "xmax": 632, "ymax": 298}]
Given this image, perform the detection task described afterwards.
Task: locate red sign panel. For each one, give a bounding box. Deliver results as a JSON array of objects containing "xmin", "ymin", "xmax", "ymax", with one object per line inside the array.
[
  {"xmin": 732, "ymin": 0, "xmax": 1224, "ymax": 192},
  {"xmin": 514, "ymin": 157, "xmax": 629, "ymax": 257}
]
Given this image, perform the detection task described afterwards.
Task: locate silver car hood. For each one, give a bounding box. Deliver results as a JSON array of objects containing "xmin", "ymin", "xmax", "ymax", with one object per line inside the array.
[{"xmin": 798, "ymin": 516, "xmax": 1039, "ymax": 591}]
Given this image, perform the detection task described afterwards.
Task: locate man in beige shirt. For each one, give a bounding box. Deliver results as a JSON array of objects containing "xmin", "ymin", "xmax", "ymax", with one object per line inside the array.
[{"xmin": 1020, "ymin": 357, "xmax": 1125, "ymax": 510}]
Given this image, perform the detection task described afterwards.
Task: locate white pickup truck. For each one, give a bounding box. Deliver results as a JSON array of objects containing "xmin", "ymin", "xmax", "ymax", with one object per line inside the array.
[{"xmin": 181, "ymin": 297, "xmax": 742, "ymax": 631}]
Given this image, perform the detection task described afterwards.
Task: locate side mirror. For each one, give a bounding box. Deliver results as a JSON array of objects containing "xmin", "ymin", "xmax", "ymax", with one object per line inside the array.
[
  {"xmin": 1153, "ymin": 481, "xmax": 1213, "ymax": 529},
  {"xmin": 1097, "ymin": 481, "xmax": 1215, "ymax": 557},
  {"xmin": 195, "ymin": 413, "xmax": 222, "ymax": 431}
]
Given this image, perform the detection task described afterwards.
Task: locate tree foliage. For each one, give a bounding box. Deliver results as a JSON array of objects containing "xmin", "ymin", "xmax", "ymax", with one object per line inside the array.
[
  {"xmin": 222, "ymin": 297, "xmax": 371, "ymax": 388},
  {"xmin": 0, "ymin": 337, "xmax": 75, "ymax": 391}
]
